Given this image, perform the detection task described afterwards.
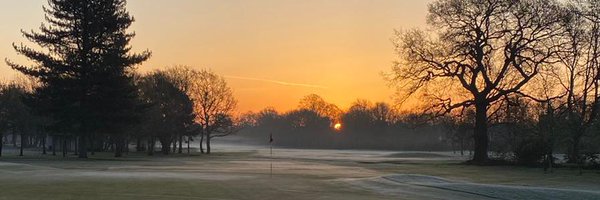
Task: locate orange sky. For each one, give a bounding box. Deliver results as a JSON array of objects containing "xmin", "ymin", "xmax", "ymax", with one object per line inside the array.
[{"xmin": 0, "ymin": 0, "xmax": 432, "ymax": 113}]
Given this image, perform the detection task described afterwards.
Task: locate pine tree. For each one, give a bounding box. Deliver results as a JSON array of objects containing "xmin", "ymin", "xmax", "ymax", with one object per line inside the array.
[{"xmin": 6, "ymin": 0, "xmax": 151, "ymax": 158}]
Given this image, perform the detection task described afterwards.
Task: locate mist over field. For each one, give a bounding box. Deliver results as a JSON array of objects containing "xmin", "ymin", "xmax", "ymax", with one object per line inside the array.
[
  {"xmin": 236, "ymin": 117, "xmax": 449, "ymax": 151},
  {"xmin": 2, "ymin": 0, "xmax": 600, "ymax": 199}
]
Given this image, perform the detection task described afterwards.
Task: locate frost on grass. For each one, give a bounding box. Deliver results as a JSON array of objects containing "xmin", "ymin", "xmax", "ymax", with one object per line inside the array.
[{"xmin": 348, "ymin": 174, "xmax": 600, "ymax": 200}]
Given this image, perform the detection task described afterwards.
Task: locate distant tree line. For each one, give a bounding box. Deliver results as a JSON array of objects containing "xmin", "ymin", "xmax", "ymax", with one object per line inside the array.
[
  {"xmin": 0, "ymin": 0, "xmax": 238, "ymax": 158},
  {"xmin": 238, "ymin": 94, "xmax": 450, "ymax": 151},
  {"xmin": 391, "ymin": 0, "xmax": 600, "ymax": 167}
]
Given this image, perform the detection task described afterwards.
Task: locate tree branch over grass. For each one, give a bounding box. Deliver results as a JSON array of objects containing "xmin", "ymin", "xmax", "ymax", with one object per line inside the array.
[{"xmin": 389, "ymin": 0, "xmax": 564, "ymax": 162}]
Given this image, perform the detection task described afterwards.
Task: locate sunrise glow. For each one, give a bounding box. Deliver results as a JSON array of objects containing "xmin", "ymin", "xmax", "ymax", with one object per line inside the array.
[
  {"xmin": 0, "ymin": 0, "xmax": 433, "ymax": 113},
  {"xmin": 334, "ymin": 123, "xmax": 342, "ymax": 131}
]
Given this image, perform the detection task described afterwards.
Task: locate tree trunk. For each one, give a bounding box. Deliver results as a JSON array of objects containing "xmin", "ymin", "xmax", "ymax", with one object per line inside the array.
[
  {"xmin": 172, "ymin": 140, "xmax": 176, "ymax": 153},
  {"xmin": 52, "ymin": 136, "xmax": 56, "ymax": 156},
  {"xmin": 136, "ymin": 138, "xmax": 142, "ymax": 152},
  {"xmin": 125, "ymin": 139, "xmax": 129, "ymax": 155},
  {"xmin": 0, "ymin": 133, "xmax": 3, "ymax": 157},
  {"xmin": 62, "ymin": 136, "xmax": 67, "ymax": 157},
  {"xmin": 568, "ymin": 136, "xmax": 581, "ymax": 163},
  {"xmin": 68, "ymin": 137, "xmax": 72, "ymax": 154},
  {"xmin": 460, "ymin": 140, "xmax": 465, "ymax": 156},
  {"xmin": 19, "ymin": 133, "xmax": 24, "ymax": 156},
  {"xmin": 105, "ymin": 141, "xmax": 111, "ymax": 152},
  {"xmin": 161, "ymin": 140, "xmax": 171, "ymax": 155},
  {"xmin": 12, "ymin": 132, "xmax": 16, "ymax": 147},
  {"xmin": 187, "ymin": 136, "xmax": 190, "ymax": 154},
  {"xmin": 148, "ymin": 137, "xmax": 155, "ymax": 156},
  {"xmin": 78, "ymin": 135, "xmax": 88, "ymax": 158},
  {"xmin": 452, "ymin": 142, "xmax": 456, "ymax": 155},
  {"xmin": 472, "ymin": 101, "xmax": 489, "ymax": 163},
  {"xmin": 206, "ymin": 133, "xmax": 211, "ymax": 154},
  {"xmin": 90, "ymin": 136, "xmax": 95, "ymax": 156},
  {"xmin": 42, "ymin": 135, "xmax": 47, "ymax": 155},
  {"xmin": 546, "ymin": 147, "xmax": 554, "ymax": 173},
  {"xmin": 73, "ymin": 137, "xmax": 78, "ymax": 156},
  {"xmin": 199, "ymin": 133, "xmax": 205, "ymax": 154},
  {"xmin": 178, "ymin": 135, "xmax": 183, "ymax": 154},
  {"xmin": 115, "ymin": 137, "xmax": 123, "ymax": 157}
]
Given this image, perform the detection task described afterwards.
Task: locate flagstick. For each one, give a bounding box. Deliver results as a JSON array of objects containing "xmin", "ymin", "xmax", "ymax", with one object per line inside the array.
[{"xmin": 270, "ymin": 139, "xmax": 273, "ymax": 178}]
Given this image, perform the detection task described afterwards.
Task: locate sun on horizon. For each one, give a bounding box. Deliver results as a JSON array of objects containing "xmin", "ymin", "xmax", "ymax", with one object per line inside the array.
[{"xmin": 334, "ymin": 123, "xmax": 342, "ymax": 131}]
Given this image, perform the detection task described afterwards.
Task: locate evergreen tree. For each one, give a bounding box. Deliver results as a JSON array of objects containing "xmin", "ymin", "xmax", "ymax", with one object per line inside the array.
[{"xmin": 6, "ymin": 0, "xmax": 151, "ymax": 158}]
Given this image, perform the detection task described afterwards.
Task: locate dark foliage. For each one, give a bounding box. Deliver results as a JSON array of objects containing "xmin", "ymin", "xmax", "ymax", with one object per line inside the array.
[{"xmin": 6, "ymin": 0, "xmax": 150, "ymax": 157}]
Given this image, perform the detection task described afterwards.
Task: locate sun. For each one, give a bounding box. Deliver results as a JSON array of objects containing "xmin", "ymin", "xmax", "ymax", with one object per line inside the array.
[{"xmin": 334, "ymin": 123, "xmax": 342, "ymax": 131}]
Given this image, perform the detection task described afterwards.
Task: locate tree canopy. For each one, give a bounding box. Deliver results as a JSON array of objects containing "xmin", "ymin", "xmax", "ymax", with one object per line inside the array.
[{"xmin": 6, "ymin": 0, "xmax": 151, "ymax": 158}]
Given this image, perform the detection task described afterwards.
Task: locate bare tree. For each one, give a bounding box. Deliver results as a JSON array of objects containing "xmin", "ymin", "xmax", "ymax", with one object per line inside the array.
[
  {"xmin": 390, "ymin": 0, "xmax": 563, "ymax": 162},
  {"xmin": 548, "ymin": 0, "xmax": 600, "ymax": 162},
  {"xmin": 372, "ymin": 102, "xmax": 393, "ymax": 124},
  {"xmin": 298, "ymin": 94, "xmax": 342, "ymax": 122},
  {"xmin": 188, "ymin": 70, "xmax": 237, "ymax": 154}
]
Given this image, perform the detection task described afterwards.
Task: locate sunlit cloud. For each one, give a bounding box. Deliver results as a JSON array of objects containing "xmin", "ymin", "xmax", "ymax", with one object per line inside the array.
[{"xmin": 225, "ymin": 75, "xmax": 329, "ymax": 89}]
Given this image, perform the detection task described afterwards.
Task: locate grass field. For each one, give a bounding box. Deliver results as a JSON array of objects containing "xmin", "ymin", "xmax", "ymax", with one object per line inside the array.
[{"xmin": 1, "ymin": 144, "xmax": 600, "ymax": 200}]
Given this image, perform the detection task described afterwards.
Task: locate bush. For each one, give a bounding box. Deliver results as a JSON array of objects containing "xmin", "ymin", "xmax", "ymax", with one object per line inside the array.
[{"xmin": 513, "ymin": 134, "xmax": 547, "ymax": 165}]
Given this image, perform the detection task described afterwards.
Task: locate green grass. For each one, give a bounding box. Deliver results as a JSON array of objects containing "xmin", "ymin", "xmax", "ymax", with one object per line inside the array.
[
  {"xmin": 361, "ymin": 161, "xmax": 600, "ymax": 190},
  {"xmin": 1, "ymin": 149, "xmax": 599, "ymax": 200},
  {"xmin": 0, "ymin": 151, "xmax": 388, "ymax": 200}
]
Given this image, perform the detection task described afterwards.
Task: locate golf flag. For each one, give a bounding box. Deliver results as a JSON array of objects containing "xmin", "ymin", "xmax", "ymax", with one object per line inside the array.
[{"xmin": 269, "ymin": 133, "xmax": 273, "ymax": 143}]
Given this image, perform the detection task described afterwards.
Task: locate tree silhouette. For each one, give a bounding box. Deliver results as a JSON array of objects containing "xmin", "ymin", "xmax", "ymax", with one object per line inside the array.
[
  {"xmin": 342, "ymin": 99, "xmax": 376, "ymax": 133},
  {"xmin": 0, "ymin": 83, "xmax": 7, "ymax": 157},
  {"xmin": 164, "ymin": 66, "xmax": 200, "ymax": 154},
  {"xmin": 0, "ymin": 83, "xmax": 27, "ymax": 156},
  {"xmin": 298, "ymin": 94, "xmax": 342, "ymax": 121},
  {"xmin": 0, "ymin": 80, "xmax": 44, "ymax": 157},
  {"xmin": 549, "ymin": 0, "xmax": 600, "ymax": 163},
  {"xmin": 138, "ymin": 71, "xmax": 195, "ymax": 155},
  {"xmin": 188, "ymin": 70, "xmax": 237, "ymax": 154},
  {"xmin": 390, "ymin": 0, "xmax": 563, "ymax": 162},
  {"xmin": 6, "ymin": 0, "xmax": 151, "ymax": 158}
]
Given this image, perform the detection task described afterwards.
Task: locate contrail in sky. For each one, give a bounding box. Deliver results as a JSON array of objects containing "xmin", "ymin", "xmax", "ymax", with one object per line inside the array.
[{"xmin": 225, "ymin": 75, "xmax": 329, "ymax": 89}]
